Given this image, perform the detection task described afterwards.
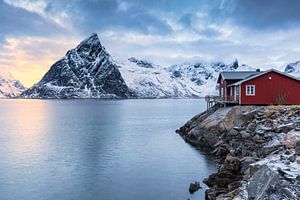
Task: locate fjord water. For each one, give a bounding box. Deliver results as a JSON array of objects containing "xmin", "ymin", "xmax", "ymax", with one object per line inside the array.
[{"xmin": 0, "ymin": 99, "xmax": 215, "ymax": 200}]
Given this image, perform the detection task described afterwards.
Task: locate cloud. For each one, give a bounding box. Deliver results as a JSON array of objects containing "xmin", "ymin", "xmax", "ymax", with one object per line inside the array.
[
  {"xmin": 2, "ymin": 0, "xmax": 300, "ymax": 87},
  {"xmin": 0, "ymin": 36, "xmax": 79, "ymax": 87},
  {"xmin": 0, "ymin": 0, "xmax": 66, "ymax": 43},
  {"xmin": 212, "ymin": 0, "xmax": 300, "ymax": 30},
  {"xmin": 44, "ymin": 0, "xmax": 173, "ymax": 35}
]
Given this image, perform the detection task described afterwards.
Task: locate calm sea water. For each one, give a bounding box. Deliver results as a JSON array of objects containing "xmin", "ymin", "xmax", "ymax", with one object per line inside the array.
[{"xmin": 0, "ymin": 99, "xmax": 216, "ymax": 200}]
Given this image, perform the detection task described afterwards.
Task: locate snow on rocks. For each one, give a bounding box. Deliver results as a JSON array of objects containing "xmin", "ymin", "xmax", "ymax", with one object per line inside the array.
[
  {"xmin": 0, "ymin": 69, "xmax": 25, "ymax": 98},
  {"xmin": 116, "ymin": 57, "xmax": 252, "ymax": 98},
  {"xmin": 285, "ymin": 60, "xmax": 300, "ymax": 78},
  {"xmin": 177, "ymin": 105, "xmax": 300, "ymax": 199},
  {"xmin": 20, "ymin": 33, "xmax": 253, "ymax": 99},
  {"xmin": 21, "ymin": 33, "xmax": 134, "ymax": 99}
]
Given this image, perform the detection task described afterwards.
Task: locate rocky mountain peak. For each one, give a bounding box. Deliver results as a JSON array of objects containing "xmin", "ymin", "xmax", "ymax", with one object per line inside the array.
[
  {"xmin": 232, "ymin": 59, "xmax": 239, "ymax": 69},
  {"xmin": 285, "ymin": 61, "xmax": 299, "ymax": 73},
  {"xmin": 22, "ymin": 34, "xmax": 134, "ymax": 99},
  {"xmin": 0, "ymin": 69, "xmax": 25, "ymax": 98},
  {"xmin": 284, "ymin": 60, "xmax": 300, "ymax": 78},
  {"xmin": 80, "ymin": 33, "xmax": 100, "ymax": 46},
  {"xmin": 64, "ymin": 33, "xmax": 107, "ymax": 64}
]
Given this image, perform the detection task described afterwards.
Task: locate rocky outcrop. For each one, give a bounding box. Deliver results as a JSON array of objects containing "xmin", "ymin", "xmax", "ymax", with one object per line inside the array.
[{"xmin": 177, "ymin": 105, "xmax": 300, "ymax": 199}]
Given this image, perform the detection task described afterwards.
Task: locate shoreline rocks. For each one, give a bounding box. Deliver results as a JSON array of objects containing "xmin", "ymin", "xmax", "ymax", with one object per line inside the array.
[{"xmin": 177, "ymin": 105, "xmax": 300, "ymax": 199}]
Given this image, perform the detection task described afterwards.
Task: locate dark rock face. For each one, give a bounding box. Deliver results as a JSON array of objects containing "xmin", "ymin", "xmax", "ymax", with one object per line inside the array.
[
  {"xmin": 22, "ymin": 33, "xmax": 135, "ymax": 99},
  {"xmin": 284, "ymin": 62, "xmax": 298, "ymax": 73},
  {"xmin": 248, "ymin": 166, "xmax": 300, "ymax": 200},
  {"xmin": 211, "ymin": 59, "xmax": 239, "ymax": 72},
  {"xmin": 295, "ymin": 141, "xmax": 300, "ymax": 155},
  {"xmin": 247, "ymin": 166, "xmax": 280, "ymax": 199},
  {"xmin": 128, "ymin": 57, "xmax": 154, "ymax": 68}
]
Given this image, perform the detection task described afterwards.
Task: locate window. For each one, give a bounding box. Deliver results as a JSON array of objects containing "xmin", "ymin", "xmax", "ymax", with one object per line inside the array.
[
  {"xmin": 236, "ymin": 86, "xmax": 239, "ymax": 95},
  {"xmin": 246, "ymin": 85, "xmax": 255, "ymax": 96}
]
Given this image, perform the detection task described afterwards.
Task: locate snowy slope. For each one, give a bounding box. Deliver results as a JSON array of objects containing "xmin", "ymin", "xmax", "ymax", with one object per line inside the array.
[
  {"xmin": 0, "ymin": 69, "xmax": 25, "ymax": 98},
  {"xmin": 22, "ymin": 34, "xmax": 134, "ymax": 99},
  {"xmin": 21, "ymin": 33, "xmax": 256, "ymax": 99},
  {"xmin": 284, "ymin": 61, "xmax": 300, "ymax": 78},
  {"xmin": 116, "ymin": 58, "xmax": 252, "ymax": 98}
]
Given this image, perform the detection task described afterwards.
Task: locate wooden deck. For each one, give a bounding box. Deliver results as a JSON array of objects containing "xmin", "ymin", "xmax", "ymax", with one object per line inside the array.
[{"xmin": 205, "ymin": 95, "xmax": 239, "ymax": 110}]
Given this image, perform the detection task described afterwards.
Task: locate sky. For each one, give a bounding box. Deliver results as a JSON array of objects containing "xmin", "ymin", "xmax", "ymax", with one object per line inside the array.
[{"xmin": 1, "ymin": 0, "xmax": 300, "ymax": 87}]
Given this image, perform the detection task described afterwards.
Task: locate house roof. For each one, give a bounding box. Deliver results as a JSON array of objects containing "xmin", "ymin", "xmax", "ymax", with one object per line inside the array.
[
  {"xmin": 227, "ymin": 69, "xmax": 300, "ymax": 87},
  {"xmin": 217, "ymin": 71, "xmax": 261, "ymax": 83}
]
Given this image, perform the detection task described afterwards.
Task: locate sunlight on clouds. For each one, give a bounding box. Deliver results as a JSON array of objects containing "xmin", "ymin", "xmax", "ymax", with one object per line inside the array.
[
  {"xmin": 3, "ymin": 0, "xmax": 47, "ymax": 15},
  {"xmin": 0, "ymin": 36, "xmax": 78, "ymax": 87},
  {"xmin": 3, "ymin": 0, "xmax": 73, "ymax": 30},
  {"xmin": 2, "ymin": 0, "xmax": 300, "ymax": 87}
]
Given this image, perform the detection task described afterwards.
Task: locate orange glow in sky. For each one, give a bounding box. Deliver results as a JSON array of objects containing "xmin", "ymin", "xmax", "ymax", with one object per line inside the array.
[{"xmin": 0, "ymin": 36, "xmax": 78, "ymax": 88}]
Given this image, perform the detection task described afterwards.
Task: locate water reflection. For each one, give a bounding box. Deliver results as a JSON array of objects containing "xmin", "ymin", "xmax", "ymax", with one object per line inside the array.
[{"xmin": 0, "ymin": 99, "xmax": 216, "ymax": 200}]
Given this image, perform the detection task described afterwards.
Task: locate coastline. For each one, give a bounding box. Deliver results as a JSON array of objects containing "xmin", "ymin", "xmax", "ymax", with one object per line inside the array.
[{"xmin": 177, "ymin": 105, "xmax": 300, "ymax": 199}]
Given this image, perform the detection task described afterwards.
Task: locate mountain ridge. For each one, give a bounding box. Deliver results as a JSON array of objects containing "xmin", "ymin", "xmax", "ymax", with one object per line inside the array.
[
  {"xmin": 18, "ymin": 33, "xmax": 300, "ymax": 99},
  {"xmin": 21, "ymin": 33, "xmax": 134, "ymax": 99},
  {"xmin": 0, "ymin": 69, "xmax": 25, "ymax": 98}
]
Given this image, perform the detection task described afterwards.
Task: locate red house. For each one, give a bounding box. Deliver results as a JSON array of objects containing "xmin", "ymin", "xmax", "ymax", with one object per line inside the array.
[{"xmin": 217, "ymin": 69, "xmax": 300, "ymax": 105}]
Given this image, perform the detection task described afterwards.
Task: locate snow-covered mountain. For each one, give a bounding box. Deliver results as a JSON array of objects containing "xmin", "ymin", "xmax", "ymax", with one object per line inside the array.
[
  {"xmin": 21, "ymin": 33, "xmax": 255, "ymax": 99},
  {"xmin": 0, "ymin": 69, "xmax": 25, "ymax": 98},
  {"xmin": 117, "ymin": 57, "xmax": 251, "ymax": 98},
  {"xmin": 284, "ymin": 60, "xmax": 300, "ymax": 78},
  {"xmin": 22, "ymin": 33, "xmax": 134, "ymax": 99}
]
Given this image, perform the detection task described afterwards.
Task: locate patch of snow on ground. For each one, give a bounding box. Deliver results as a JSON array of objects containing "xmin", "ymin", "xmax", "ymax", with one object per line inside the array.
[{"xmin": 252, "ymin": 151, "xmax": 300, "ymax": 179}]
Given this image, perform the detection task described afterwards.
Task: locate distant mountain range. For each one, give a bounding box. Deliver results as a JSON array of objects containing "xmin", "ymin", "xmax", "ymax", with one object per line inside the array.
[
  {"xmin": 0, "ymin": 69, "xmax": 25, "ymax": 98},
  {"xmin": 1, "ymin": 33, "xmax": 300, "ymax": 99},
  {"xmin": 19, "ymin": 33, "xmax": 254, "ymax": 99},
  {"xmin": 116, "ymin": 57, "xmax": 248, "ymax": 98}
]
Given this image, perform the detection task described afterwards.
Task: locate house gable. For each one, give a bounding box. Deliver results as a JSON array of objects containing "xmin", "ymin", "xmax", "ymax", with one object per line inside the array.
[{"xmin": 240, "ymin": 71, "xmax": 300, "ymax": 105}]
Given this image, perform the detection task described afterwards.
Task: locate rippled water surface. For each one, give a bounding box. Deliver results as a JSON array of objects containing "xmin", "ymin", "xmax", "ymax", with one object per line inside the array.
[{"xmin": 0, "ymin": 99, "xmax": 216, "ymax": 200}]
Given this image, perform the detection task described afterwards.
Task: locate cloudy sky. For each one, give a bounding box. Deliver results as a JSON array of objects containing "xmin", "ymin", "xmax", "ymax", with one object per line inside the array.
[{"xmin": 1, "ymin": 0, "xmax": 300, "ymax": 87}]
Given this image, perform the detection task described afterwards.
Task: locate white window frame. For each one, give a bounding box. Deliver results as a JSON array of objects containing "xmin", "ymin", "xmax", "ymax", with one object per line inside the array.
[
  {"xmin": 234, "ymin": 86, "xmax": 238, "ymax": 101},
  {"xmin": 220, "ymin": 87, "xmax": 223, "ymax": 97},
  {"xmin": 246, "ymin": 85, "xmax": 255, "ymax": 96}
]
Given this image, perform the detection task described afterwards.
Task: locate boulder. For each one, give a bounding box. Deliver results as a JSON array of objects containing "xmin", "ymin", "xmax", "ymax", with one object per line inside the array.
[
  {"xmin": 247, "ymin": 166, "xmax": 280, "ymax": 200},
  {"xmin": 247, "ymin": 123, "xmax": 257, "ymax": 133},
  {"xmin": 228, "ymin": 129, "xmax": 239, "ymax": 136},
  {"xmin": 203, "ymin": 171, "xmax": 239, "ymax": 188},
  {"xmin": 281, "ymin": 131, "xmax": 300, "ymax": 148},
  {"xmin": 241, "ymin": 130, "xmax": 250, "ymax": 139},
  {"xmin": 189, "ymin": 181, "xmax": 201, "ymax": 193},
  {"xmin": 295, "ymin": 141, "xmax": 300, "ymax": 155},
  {"xmin": 222, "ymin": 155, "xmax": 242, "ymax": 174},
  {"xmin": 296, "ymin": 156, "xmax": 300, "ymax": 164},
  {"xmin": 253, "ymin": 135, "xmax": 265, "ymax": 143}
]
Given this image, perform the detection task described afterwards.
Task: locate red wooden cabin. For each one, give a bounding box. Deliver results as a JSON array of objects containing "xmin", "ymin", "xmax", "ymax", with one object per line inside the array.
[{"xmin": 217, "ymin": 69, "xmax": 300, "ymax": 105}]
